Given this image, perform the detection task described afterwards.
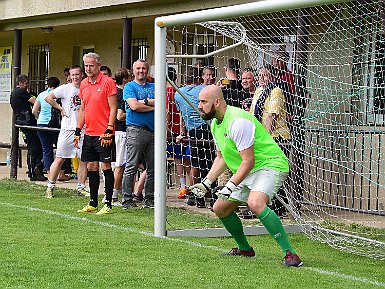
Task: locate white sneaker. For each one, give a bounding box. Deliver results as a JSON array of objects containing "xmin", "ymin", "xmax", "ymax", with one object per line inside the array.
[{"xmin": 112, "ymin": 198, "xmax": 122, "ymax": 207}]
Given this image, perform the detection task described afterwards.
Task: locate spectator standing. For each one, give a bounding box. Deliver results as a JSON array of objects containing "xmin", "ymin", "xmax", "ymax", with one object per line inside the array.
[
  {"xmin": 100, "ymin": 66, "xmax": 112, "ymax": 78},
  {"xmin": 111, "ymin": 68, "xmax": 131, "ymax": 206},
  {"xmin": 175, "ymin": 67, "xmax": 216, "ymax": 208},
  {"xmin": 250, "ymin": 67, "xmax": 291, "ymax": 217},
  {"xmin": 44, "ymin": 65, "xmax": 89, "ymax": 199},
  {"xmin": 76, "ymin": 53, "xmax": 117, "ymax": 215},
  {"xmin": 121, "ymin": 59, "xmax": 155, "ymax": 209},
  {"xmin": 190, "ymin": 85, "xmax": 302, "ymax": 267},
  {"xmin": 32, "ymin": 76, "xmax": 63, "ymax": 177},
  {"xmin": 239, "ymin": 69, "xmax": 256, "ymax": 111},
  {"xmin": 166, "ymin": 66, "xmax": 192, "ymax": 199},
  {"xmin": 10, "ymin": 74, "xmax": 46, "ymax": 181},
  {"xmin": 271, "ymin": 51, "xmax": 295, "ymax": 122},
  {"xmin": 219, "ymin": 58, "xmax": 244, "ymax": 108}
]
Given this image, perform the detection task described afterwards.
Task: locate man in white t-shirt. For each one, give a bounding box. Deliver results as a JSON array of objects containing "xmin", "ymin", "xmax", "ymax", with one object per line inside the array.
[{"xmin": 44, "ymin": 65, "xmax": 88, "ymax": 198}]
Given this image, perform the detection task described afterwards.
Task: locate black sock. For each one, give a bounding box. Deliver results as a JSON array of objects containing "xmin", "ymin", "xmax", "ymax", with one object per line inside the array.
[
  {"xmin": 88, "ymin": 171, "xmax": 100, "ymax": 208},
  {"xmin": 103, "ymin": 168, "xmax": 114, "ymax": 208}
]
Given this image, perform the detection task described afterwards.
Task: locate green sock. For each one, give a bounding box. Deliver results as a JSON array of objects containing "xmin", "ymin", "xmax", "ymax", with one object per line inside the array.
[
  {"xmin": 220, "ymin": 212, "xmax": 251, "ymax": 251},
  {"xmin": 258, "ymin": 206, "xmax": 295, "ymax": 254}
]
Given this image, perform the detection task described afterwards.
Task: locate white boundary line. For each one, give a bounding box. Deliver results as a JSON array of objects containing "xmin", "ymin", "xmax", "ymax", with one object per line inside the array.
[{"xmin": 3, "ymin": 201, "xmax": 385, "ymax": 288}]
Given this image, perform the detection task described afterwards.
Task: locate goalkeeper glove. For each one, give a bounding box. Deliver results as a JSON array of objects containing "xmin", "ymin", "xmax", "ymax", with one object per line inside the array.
[
  {"xmin": 100, "ymin": 126, "xmax": 114, "ymax": 147},
  {"xmin": 216, "ymin": 181, "xmax": 237, "ymax": 200},
  {"xmin": 73, "ymin": 127, "xmax": 81, "ymax": 148},
  {"xmin": 189, "ymin": 178, "xmax": 213, "ymax": 198}
]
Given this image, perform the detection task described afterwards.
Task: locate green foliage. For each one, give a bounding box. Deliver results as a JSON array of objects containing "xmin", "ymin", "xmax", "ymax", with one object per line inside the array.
[{"xmin": 0, "ymin": 179, "xmax": 384, "ymax": 289}]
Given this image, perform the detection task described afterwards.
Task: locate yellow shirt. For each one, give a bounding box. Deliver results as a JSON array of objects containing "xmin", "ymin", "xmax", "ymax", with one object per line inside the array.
[{"xmin": 250, "ymin": 86, "xmax": 291, "ymax": 140}]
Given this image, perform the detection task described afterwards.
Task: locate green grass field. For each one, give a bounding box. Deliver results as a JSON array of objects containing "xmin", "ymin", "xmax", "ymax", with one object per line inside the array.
[{"xmin": 1, "ymin": 179, "xmax": 384, "ymax": 289}]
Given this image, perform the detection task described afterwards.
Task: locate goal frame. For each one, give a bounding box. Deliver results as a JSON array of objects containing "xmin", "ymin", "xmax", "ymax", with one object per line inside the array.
[{"xmin": 153, "ymin": 0, "xmax": 350, "ymax": 237}]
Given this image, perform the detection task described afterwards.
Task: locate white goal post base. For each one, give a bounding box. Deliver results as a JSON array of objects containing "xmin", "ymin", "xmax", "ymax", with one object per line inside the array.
[{"xmin": 167, "ymin": 224, "xmax": 305, "ymax": 238}]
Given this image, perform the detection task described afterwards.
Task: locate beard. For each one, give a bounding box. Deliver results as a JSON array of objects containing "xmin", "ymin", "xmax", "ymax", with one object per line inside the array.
[{"xmin": 200, "ymin": 105, "xmax": 216, "ymax": 120}]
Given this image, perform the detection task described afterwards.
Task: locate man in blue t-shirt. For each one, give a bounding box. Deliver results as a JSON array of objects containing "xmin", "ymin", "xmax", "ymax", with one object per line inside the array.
[
  {"xmin": 121, "ymin": 59, "xmax": 155, "ymax": 209},
  {"xmin": 174, "ymin": 66, "xmax": 216, "ymax": 208}
]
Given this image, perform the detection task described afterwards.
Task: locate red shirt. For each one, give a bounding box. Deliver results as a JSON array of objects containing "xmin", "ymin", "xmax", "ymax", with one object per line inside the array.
[
  {"xmin": 79, "ymin": 73, "xmax": 117, "ymax": 136},
  {"xmin": 166, "ymin": 86, "xmax": 181, "ymax": 134}
]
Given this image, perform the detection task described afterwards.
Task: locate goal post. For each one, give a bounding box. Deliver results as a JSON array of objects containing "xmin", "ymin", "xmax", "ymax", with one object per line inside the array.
[
  {"xmin": 154, "ymin": 0, "xmax": 347, "ymax": 238},
  {"xmin": 153, "ymin": 0, "xmax": 385, "ymax": 260}
]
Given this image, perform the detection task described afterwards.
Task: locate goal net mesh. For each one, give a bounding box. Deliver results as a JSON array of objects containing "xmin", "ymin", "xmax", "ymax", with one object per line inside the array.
[{"xmin": 163, "ymin": 0, "xmax": 385, "ymax": 259}]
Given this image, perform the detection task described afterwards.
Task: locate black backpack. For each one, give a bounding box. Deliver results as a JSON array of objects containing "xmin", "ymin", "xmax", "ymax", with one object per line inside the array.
[{"xmin": 48, "ymin": 98, "xmax": 62, "ymax": 128}]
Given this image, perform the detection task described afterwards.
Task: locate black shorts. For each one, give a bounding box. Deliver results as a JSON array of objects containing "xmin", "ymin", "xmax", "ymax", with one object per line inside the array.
[{"xmin": 81, "ymin": 134, "xmax": 116, "ymax": 163}]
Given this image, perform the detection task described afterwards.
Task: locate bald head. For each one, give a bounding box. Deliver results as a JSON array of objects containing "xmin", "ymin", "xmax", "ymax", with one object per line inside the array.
[
  {"xmin": 198, "ymin": 85, "xmax": 226, "ymax": 121},
  {"xmin": 200, "ymin": 84, "xmax": 223, "ymax": 101}
]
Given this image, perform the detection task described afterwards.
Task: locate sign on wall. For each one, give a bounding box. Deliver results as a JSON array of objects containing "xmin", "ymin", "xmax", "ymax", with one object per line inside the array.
[{"xmin": 0, "ymin": 46, "xmax": 12, "ymax": 104}]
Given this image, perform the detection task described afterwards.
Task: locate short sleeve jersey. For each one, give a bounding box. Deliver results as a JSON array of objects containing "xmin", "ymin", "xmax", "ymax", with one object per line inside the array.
[
  {"xmin": 36, "ymin": 88, "xmax": 53, "ymax": 125},
  {"xmin": 79, "ymin": 73, "xmax": 117, "ymax": 136},
  {"xmin": 115, "ymin": 86, "xmax": 126, "ymax": 132},
  {"xmin": 123, "ymin": 80, "xmax": 155, "ymax": 131},
  {"xmin": 166, "ymin": 86, "xmax": 180, "ymax": 134},
  {"xmin": 211, "ymin": 105, "xmax": 289, "ymax": 174},
  {"xmin": 250, "ymin": 86, "xmax": 290, "ymax": 139},
  {"xmin": 53, "ymin": 83, "xmax": 81, "ymax": 130},
  {"xmin": 174, "ymin": 85, "xmax": 206, "ymax": 132}
]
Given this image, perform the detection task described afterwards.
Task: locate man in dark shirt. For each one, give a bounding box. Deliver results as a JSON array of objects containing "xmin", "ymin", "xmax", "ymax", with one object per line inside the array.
[
  {"xmin": 10, "ymin": 74, "xmax": 46, "ymax": 181},
  {"xmin": 219, "ymin": 58, "xmax": 244, "ymax": 108}
]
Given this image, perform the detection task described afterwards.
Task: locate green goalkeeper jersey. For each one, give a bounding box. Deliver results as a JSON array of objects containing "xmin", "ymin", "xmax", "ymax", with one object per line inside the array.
[{"xmin": 211, "ymin": 105, "xmax": 289, "ymax": 174}]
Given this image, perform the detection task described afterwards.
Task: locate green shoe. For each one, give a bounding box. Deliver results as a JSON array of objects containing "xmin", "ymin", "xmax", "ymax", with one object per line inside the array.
[
  {"xmin": 95, "ymin": 204, "xmax": 113, "ymax": 215},
  {"xmin": 77, "ymin": 204, "xmax": 97, "ymax": 213}
]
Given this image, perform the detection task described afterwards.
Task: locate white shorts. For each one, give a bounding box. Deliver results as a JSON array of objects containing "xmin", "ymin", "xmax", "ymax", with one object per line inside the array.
[
  {"xmin": 56, "ymin": 129, "xmax": 83, "ymax": 159},
  {"xmin": 229, "ymin": 168, "xmax": 288, "ymax": 205},
  {"xmin": 114, "ymin": 130, "xmax": 127, "ymax": 167}
]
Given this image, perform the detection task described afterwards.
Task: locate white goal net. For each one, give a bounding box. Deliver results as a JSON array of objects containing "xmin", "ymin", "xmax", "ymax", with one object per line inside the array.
[{"xmin": 154, "ymin": 0, "xmax": 385, "ymax": 260}]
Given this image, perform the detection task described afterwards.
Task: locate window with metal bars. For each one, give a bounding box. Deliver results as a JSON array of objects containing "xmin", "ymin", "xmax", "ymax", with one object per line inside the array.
[{"xmin": 28, "ymin": 44, "xmax": 49, "ymax": 96}]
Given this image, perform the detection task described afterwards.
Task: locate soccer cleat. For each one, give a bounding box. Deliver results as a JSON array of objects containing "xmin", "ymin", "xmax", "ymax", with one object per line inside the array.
[
  {"xmin": 101, "ymin": 195, "xmax": 107, "ymax": 204},
  {"xmin": 77, "ymin": 188, "xmax": 90, "ymax": 197},
  {"xmin": 221, "ymin": 247, "xmax": 255, "ymax": 257},
  {"xmin": 283, "ymin": 251, "xmax": 303, "ymax": 267},
  {"xmin": 77, "ymin": 204, "xmax": 97, "ymax": 213},
  {"xmin": 45, "ymin": 187, "xmax": 54, "ymax": 199},
  {"xmin": 177, "ymin": 188, "xmax": 189, "ymax": 199},
  {"xmin": 95, "ymin": 204, "xmax": 113, "ymax": 215}
]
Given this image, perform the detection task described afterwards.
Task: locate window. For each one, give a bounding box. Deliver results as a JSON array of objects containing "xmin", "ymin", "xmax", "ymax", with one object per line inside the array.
[
  {"xmin": 28, "ymin": 44, "xmax": 49, "ymax": 95},
  {"xmin": 132, "ymin": 38, "xmax": 148, "ymax": 62}
]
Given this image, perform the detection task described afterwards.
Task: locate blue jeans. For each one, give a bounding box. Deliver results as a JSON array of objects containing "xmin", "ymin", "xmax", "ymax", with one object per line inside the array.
[
  {"xmin": 122, "ymin": 125, "xmax": 154, "ymax": 204},
  {"xmin": 37, "ymin": 124, "xmax": 59, "ymax": 171}
]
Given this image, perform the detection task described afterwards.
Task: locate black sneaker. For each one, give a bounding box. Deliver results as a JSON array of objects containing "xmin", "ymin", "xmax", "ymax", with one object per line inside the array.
[
  {"xmin": 283, "ymin": 251, "xmax": 303, "ymax": 267},
  {"xmin": 122, "ymin": 201, "xmax": 137, "ymax": 210},
  {"xmin": 186, "ymin": 193, "xmax": 196, "ymax": 206},
  {"xmin": 196, "ymin": 197, "xmax": 206, "ymax": 208},
  {"xmin": 34, "ymin": 167, "xmax": 48, "ymax": 181},
  {"xmin": 144, "ymin": 197, "xmax": 154, "ymax": 208},
  {"xmin": 133, "ymin": 194, "xmax": 144, "ymax": 203},
  {"xmin": 221, "ymin": 247, "xmax": 255, "ymax": 257}
]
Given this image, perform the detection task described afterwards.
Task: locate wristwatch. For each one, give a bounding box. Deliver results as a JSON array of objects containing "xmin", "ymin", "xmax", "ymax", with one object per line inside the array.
[{"xmin": 143, "ymin": 98, "xmax": 149, "ymax": 105}]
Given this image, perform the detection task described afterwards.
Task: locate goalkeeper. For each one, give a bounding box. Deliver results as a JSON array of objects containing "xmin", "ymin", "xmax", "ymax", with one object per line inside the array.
[
  {"xmin": 75, "ymin": 52, "xmax": 117, "ymax": 215},
  {"xmin": 190, "ymin": 85, "xmax": 303, "ymax": 267}
]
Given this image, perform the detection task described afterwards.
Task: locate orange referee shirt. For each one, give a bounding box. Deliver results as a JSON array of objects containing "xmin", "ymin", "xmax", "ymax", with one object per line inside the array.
[{"xmin": 79, "ymin": 72, "xmax": 117, "ymax": 136}]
